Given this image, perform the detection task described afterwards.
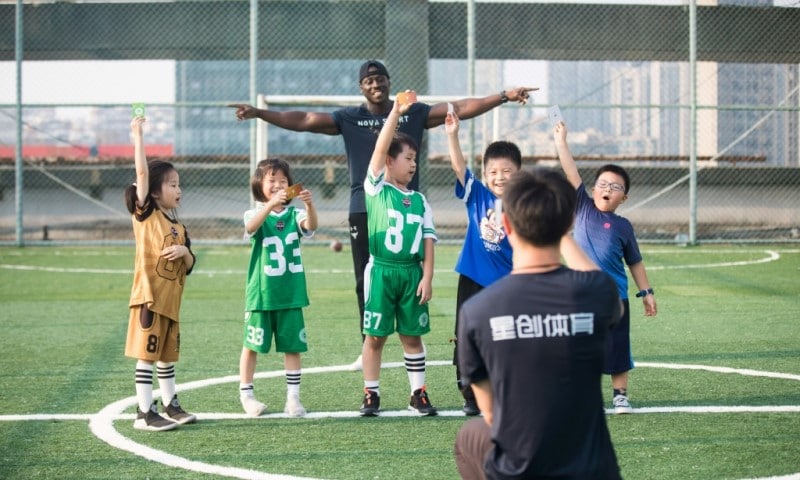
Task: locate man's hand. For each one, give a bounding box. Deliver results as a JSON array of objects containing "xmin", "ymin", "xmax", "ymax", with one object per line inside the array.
[
  {"xmin": 505, "ymin": 87, "xmax": 539, "ymax": 105},
  {"xmin": 228, "ymin": 103, "xmax": 257, "ymax": 121}
]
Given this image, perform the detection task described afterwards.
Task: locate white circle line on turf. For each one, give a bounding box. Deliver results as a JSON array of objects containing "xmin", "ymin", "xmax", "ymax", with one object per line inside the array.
[
  {"xmin": 637, "ymin": 361, "xmax": 800, "ymax": 382},
  {"xmin": 83, "ymin": 360, "xmax": 800, "ymax": 480},
  {"xmin": 7, "ymin": 404, "xmax": 800, "ymax": 424},
  {"xmin": 645, "ymin": 249, "xmax": 779, "ymax": 270},
  {"xmin": 0, "ymin": 248, "xmax": 782, "ymax": 276}
]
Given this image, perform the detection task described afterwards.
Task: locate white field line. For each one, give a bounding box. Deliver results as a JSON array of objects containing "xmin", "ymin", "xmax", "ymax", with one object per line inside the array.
[
  {"xmin": 645, "ymin": 250, "xmax": 780, "ymax": 270},
  {"xmin": 0, "ymin": 248, "xmax": 784, "ymax": 275},
  {"xmin": 5, "ymin": 404, "xmax": 800, "ymax": 424},
  {"xmin": 0, "ymin": 361, "xmax": 798, "ymax": 480}
]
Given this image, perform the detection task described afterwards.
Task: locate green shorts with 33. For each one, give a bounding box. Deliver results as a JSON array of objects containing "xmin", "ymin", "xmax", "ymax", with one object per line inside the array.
[{"xmin": 243, "ymin": 309, "xmax": 308, "ymax": 353}]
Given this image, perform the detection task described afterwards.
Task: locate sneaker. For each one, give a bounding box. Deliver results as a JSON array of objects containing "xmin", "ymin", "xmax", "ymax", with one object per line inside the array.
[
  {"xmin": 348, "ymin": 354, "xmax": 363, "ymax": 372},
  {"xmin": 241, "ymin": 396, "xmax": 267, "ymax": 417},
  {"xmin": 462, "ymin": 398, "xmax": 480, "ymax": 416},
  {"xmin": 162, "ymin": 395, "xmax": 197, "ymax": 425},
  {"xmin": 284, "ymin": 395, "xmax": 307, "ymax": 417},
  {"xmin": 408, "ymin": 386, "xmax": 438, "ymax": 416},
  {"xmin": 359, "ymin": 388, "xmax": 380, "ymax": 416},
  {"xmin": 134, "ymin": 402, "xmax": 178, "ymax": 432},
  {"xmin": 613, "ymin": 394, "xmax": 633, "ymax": 414}
]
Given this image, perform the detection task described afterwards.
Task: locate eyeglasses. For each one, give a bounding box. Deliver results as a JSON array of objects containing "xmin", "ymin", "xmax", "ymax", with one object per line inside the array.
[{"xmin": 594, "ymin": 180, "xmax": 625, "ymax": 192}]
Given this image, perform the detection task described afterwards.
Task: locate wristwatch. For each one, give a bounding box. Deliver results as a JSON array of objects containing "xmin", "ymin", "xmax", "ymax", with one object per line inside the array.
[
  {"xmin": 500, "ymin": 90, "xmax": 509, "ymax": 103},
  {"xmin": 635, "ymin": 288, "xmax": 654, "ymax": 298}
]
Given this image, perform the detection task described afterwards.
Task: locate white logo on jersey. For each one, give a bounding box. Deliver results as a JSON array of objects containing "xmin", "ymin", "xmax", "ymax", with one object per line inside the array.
[{"xmin": 490, "ymin": 313, "xmax": 594, "ymax": 341}]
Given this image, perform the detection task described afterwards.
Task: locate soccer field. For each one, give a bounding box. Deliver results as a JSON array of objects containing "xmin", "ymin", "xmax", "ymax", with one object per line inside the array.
[{"xmin": 1, "ymin": 244, "xmax": 799, "ymax": 480}]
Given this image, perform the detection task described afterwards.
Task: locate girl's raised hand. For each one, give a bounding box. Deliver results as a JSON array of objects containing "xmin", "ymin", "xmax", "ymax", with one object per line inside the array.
[{"xmin": 130, "ymin": 116, "xmax": 146, "ymax": 135}]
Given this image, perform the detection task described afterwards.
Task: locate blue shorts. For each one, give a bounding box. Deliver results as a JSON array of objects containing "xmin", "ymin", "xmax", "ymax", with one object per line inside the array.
[{"xmin": 603, "ymin": 299, "xmax": 633, "ymax": 374}]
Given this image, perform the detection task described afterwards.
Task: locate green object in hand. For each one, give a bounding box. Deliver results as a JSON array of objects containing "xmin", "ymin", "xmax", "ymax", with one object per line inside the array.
[{"xmin": 131, "ymin": 103, "xmax": 146, "ymax": 118}]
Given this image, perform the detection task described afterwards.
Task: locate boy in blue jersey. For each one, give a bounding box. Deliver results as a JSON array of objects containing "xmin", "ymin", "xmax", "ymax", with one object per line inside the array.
[
  {"xmin": 359, "ymin": 92, "xmax": 438, "ymax": 416},
  {"xmin": 444, "ymin": 108, "xmax": 522, "ymax": 415},
  {"xmin": 554, "ymin": 121, "xmax": 657, "ymax": 414}
]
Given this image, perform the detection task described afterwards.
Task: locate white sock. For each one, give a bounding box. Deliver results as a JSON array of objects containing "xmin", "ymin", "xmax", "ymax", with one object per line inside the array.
[
  {"xmin": 404, "ymin": 351, "xmax": 426, "ymax": 393},
  {"xmin": 364, "ymin": 380, "xmax": 380, "ymax": 396},
  {"xmin": 240, "ymin": 383, "xmax": 255, "ymax": 400},
  {"xmin": 286, "ymin": 370, "xmax": 301, "ymax": 398},
  {"xmin": 135, "ymin": 360, "xmax": 154, "ymax": 412},
  {"xmin": 156, "ymin": 362, "xmax": 176, "ymax": 406}
]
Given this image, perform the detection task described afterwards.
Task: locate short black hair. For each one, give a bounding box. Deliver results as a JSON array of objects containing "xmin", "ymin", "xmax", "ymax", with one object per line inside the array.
[
  {"xmin": 594, "ymin": 164, "xmax": 631, "ymax": 193},
  {"xmin": 388, "ymin": 131, "xmax": 418, "ymax": 158},
  {"xmin": 504, "ymin": 167, "xmax": 576, "ymax": 247},
  {"xmin": 483, "ymin": 141, "xmax": 522, "ymax": 170}
]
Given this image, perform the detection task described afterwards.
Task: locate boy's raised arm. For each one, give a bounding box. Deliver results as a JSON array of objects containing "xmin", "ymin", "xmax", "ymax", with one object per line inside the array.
[
  {"xmin": 553, "ymin": 122, "xmax": 583, "ymax": 189},
  {"xmin": 368, "ymin": 93, "xmax": 413, "ymax": 178},
  {"xmin": 444, "ymin": 107, "xmax": 467, "ymax": 187}
]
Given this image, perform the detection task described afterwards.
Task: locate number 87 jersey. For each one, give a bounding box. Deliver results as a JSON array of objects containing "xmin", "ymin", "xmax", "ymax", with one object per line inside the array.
[{"xmin": 364, "ymin": 170, "xmax": 437, "ymax": 263}]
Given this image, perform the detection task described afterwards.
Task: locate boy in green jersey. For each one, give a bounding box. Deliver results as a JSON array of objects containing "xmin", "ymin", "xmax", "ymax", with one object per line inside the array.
[
  {"xmin": 239, "ymin": 158, "xmax": 318, "ymax": 418},
  {"xmin": 359, "ymin": 91, "xmax": 438, "ymax": 416}
]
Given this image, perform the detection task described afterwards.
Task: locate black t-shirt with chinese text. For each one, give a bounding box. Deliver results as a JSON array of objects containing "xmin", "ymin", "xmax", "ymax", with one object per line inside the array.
[{"xmin": 458, "ymin": 266, "xmax": 622, "ymax": 480}]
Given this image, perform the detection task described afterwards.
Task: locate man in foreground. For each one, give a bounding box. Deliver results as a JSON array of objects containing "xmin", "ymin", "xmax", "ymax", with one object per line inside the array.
[{"xmin": 454, "ymin": 168, "xmax": 623, "ymax": 480}]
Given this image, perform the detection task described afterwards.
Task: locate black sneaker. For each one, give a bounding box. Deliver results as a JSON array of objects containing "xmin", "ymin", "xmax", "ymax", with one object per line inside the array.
[
  {"xmin": 359, "ymin": 388, "xmax": 380, "ymax": 416},
  {"xmin": 462, "ymin": 398, "xmax": 480, "ymax": 416},
  {"xmin": 162, "ymin": 395, "xmax": 197, "ymax": 425},
  {"xmin": 134, "ymin": 402, "xmax": 178, "ymax": 431},
  {"xmin": 461, "ymin": 386, "xmax": 480, "ymax": 416},
  {"xmin": 408, "ymin": 386, "xmax": 438, "ymax": 416}
]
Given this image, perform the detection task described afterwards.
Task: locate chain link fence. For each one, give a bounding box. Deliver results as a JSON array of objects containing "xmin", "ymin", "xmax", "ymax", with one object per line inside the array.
[{"xmin": 1, "ymin": 0, "xmax": 798, "ymax": 245}]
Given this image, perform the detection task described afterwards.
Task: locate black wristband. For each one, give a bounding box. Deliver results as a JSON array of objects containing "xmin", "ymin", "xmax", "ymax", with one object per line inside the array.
[
  {"xmin": 635, "ymin": 288, "xmax": 654, "ymax": 298},
  {"xmin": 500, "ymin": 90, "xmax": 509, "ymax": 103}
]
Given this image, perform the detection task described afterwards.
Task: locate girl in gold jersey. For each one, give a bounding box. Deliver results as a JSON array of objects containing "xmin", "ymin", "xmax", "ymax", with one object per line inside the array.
[{"xmin": 123, "ymin": 116, "xmax": 196, "ymax": 432}]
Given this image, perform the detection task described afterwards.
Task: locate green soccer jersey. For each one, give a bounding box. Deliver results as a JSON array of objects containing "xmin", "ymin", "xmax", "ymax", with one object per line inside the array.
[
  {"xmin": 244, "ymin": 205, "xmax": 311, "ymax": 311},
  {"xmin": 364, "ymin": 169, "xmax": 437, "ymax": 263}
]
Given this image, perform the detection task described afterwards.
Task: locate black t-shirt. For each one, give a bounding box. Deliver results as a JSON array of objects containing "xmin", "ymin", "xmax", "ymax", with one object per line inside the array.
[
  {"xmin": 332, "ymin": 102, "xmax": 432, "ymax": 214},
  {"xmin": 458, "ymin": 267, "xmax": 623, "ymax": 480}
]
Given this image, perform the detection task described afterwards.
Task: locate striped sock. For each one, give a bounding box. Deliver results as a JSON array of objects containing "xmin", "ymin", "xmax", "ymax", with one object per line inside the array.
[
  {"xmin": 404, "ymin": 351, "xmax": 426, "ymax": 393},
  {"xmin": 156, "ymin": 362, "xmax": 176, "ymax": 406},
  {"xmin": 135, "ymin": 360, "xmax": 154, "ymax": 412},
  {"xmin": 286, "ymin": 370, "xmax": 301, "ymax": 397}
]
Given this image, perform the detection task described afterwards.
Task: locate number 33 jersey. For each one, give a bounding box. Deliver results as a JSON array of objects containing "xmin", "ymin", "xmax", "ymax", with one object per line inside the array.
[{"xmin": 244, "ymin": 205, "xmax": 313, "ymax": 311}]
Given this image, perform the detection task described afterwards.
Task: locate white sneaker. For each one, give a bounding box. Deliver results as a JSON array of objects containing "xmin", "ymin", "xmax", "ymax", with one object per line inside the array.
[
  {"xmin": 613, "ymin": 394, "xmax": 633, "ymax": 414},
  {"xmin": 284, "ymin": 395, "xmax": 307, "ymax": 417},
  {"xmin": 348, "ymin": 354, "xmax": 363, "ymax": 372},
  {"xmin": 241, "ymin": 396, "xmax": 267, "ymax": 417}
]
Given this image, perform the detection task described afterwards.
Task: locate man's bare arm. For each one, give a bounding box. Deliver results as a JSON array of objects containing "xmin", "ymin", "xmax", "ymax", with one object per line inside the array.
[{"xmin": 228, "ymin": 104, "xmax": 339, "ymax": 135}]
